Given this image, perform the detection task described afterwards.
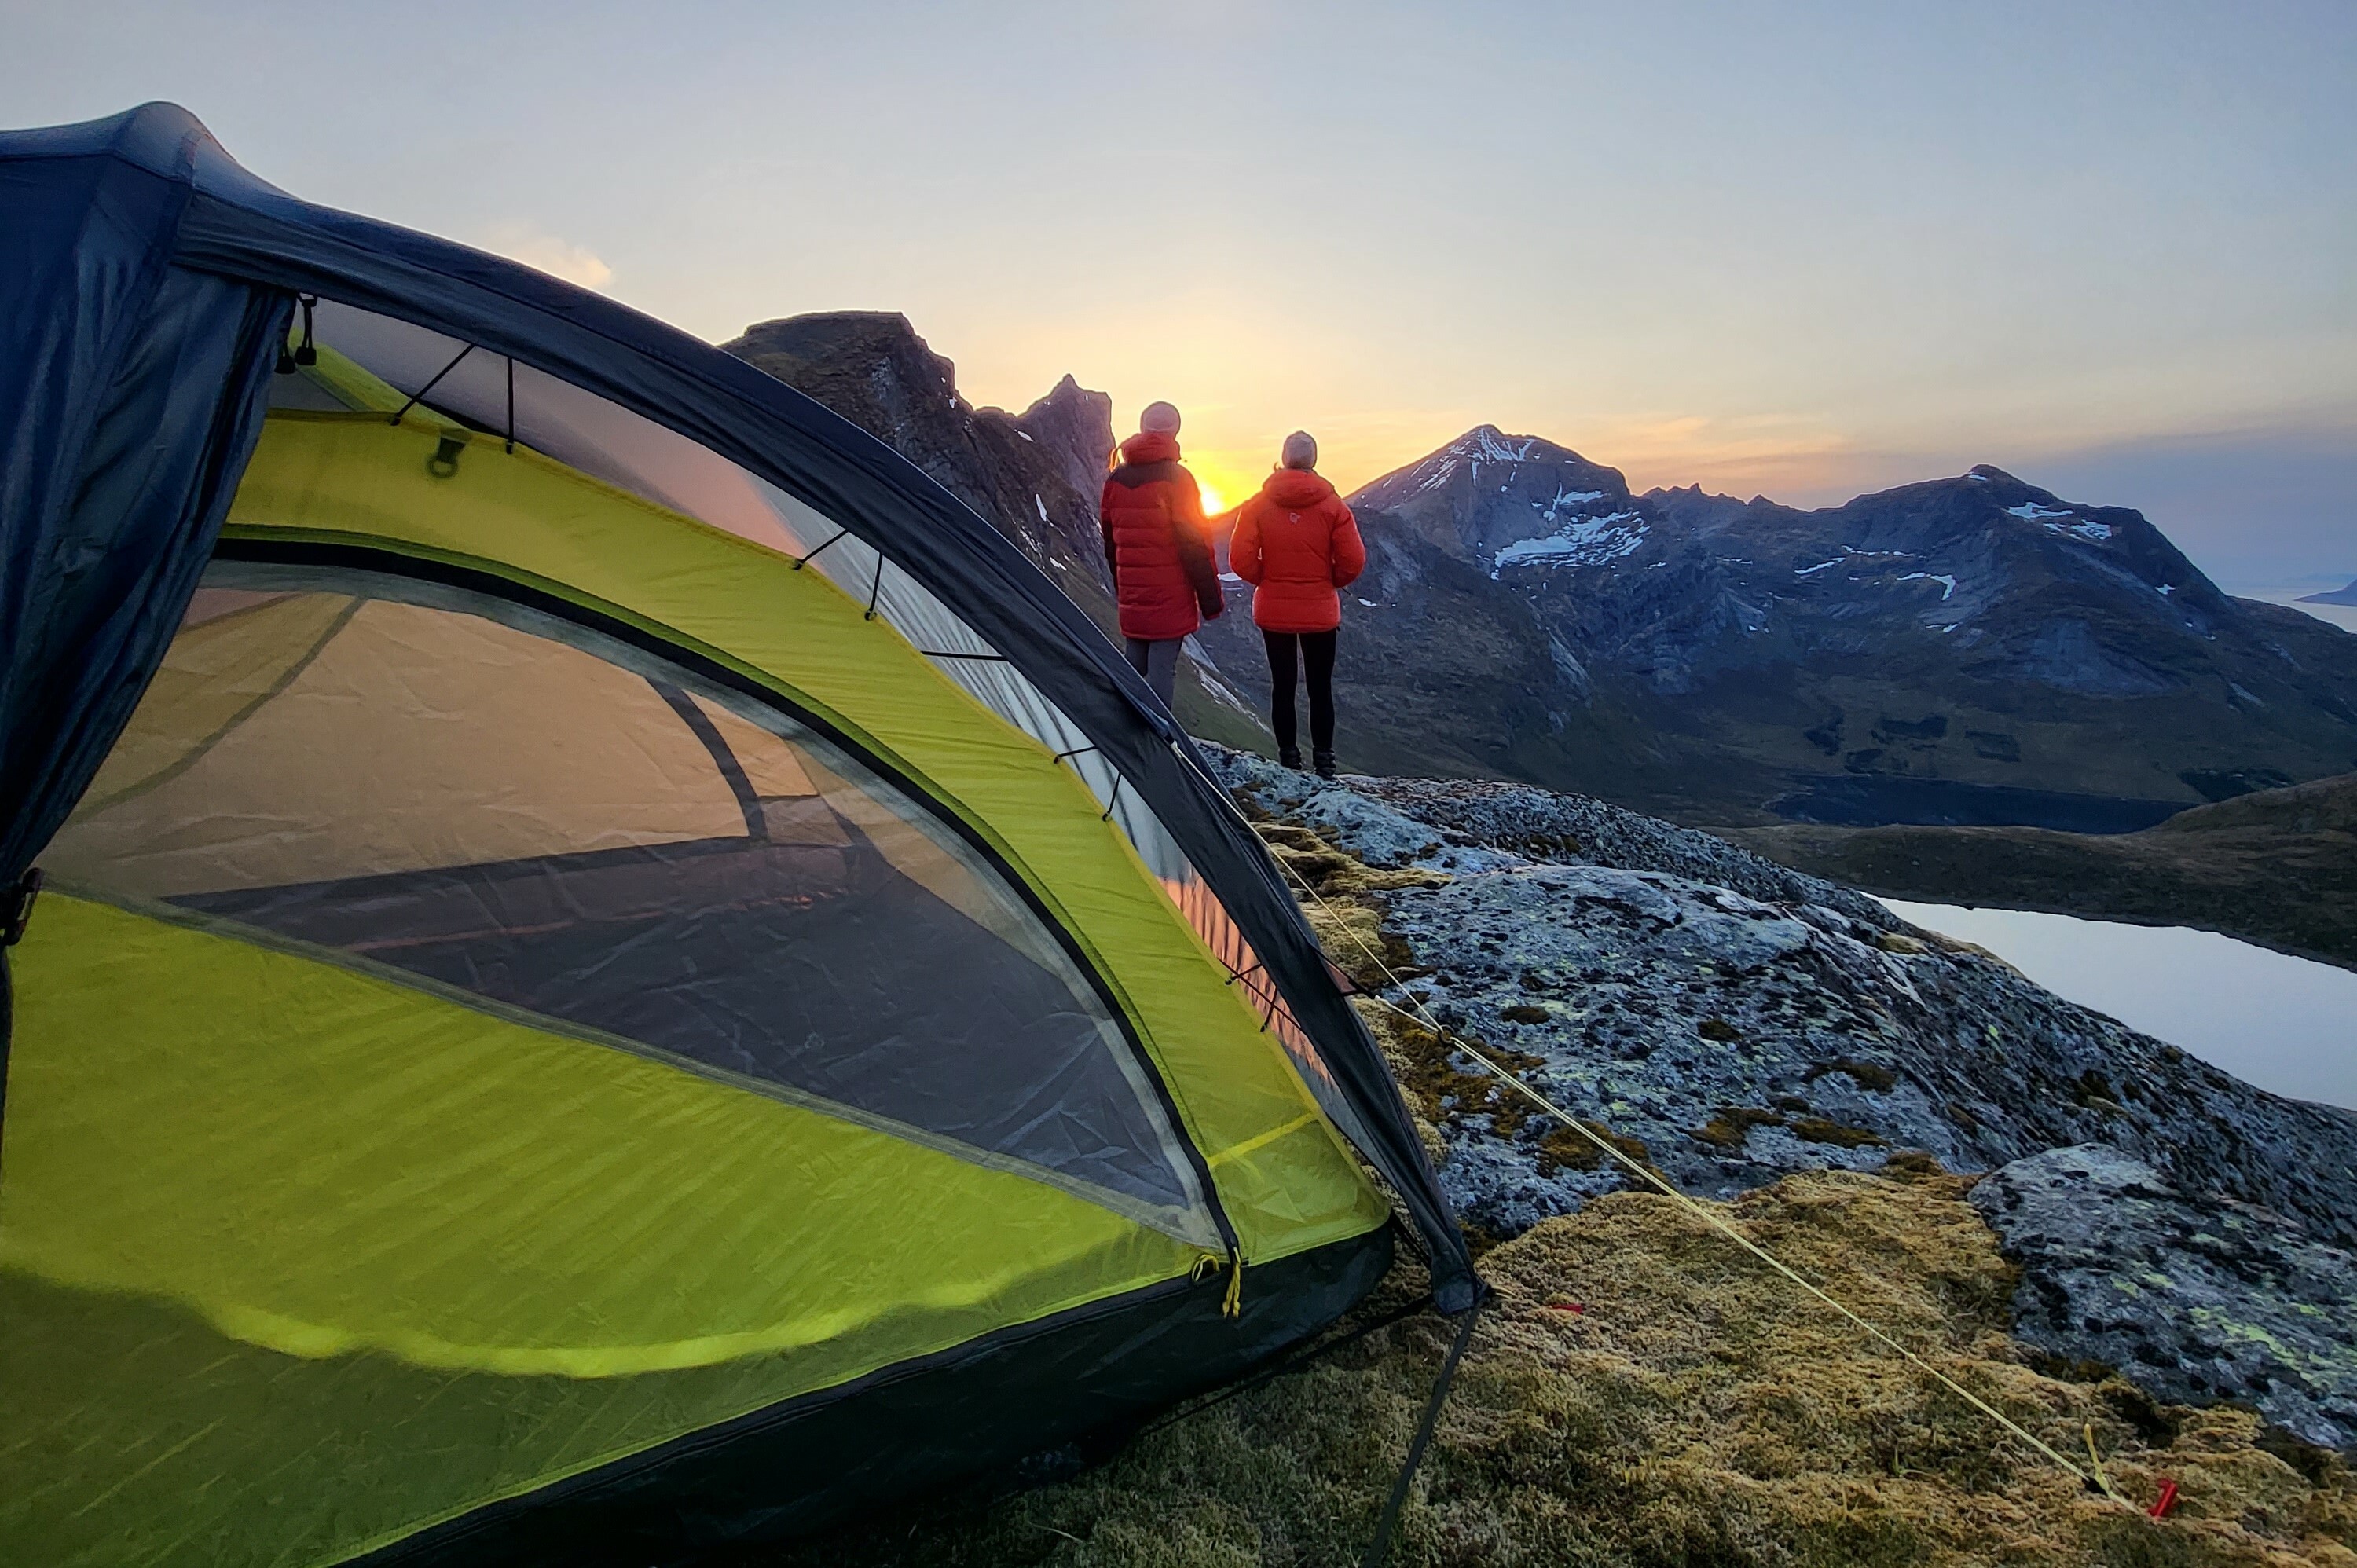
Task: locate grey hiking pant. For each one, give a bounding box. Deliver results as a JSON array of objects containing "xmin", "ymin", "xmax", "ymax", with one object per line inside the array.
[{"xmin": 1124, "ymin": 636, "xmax": 1182, "ymax": 711}]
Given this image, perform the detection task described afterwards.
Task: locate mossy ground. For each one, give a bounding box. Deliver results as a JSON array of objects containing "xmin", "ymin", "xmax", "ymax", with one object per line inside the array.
[
  {"xmin": 757, "ymin": 1170, "xmax": 2353, "ymax": 1566},
  {"xmin": 754, "ymin": 822, "xmax": 2355, "ymax": 1567}
]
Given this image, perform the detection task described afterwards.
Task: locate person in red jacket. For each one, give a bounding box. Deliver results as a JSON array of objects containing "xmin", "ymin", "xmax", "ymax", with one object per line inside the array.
[
  {"xmin": 1098, "ymin": 400, "xmax": 1221, "ymax": 710},
  {"xmin": 1229, "ymin": 430, "xmax": 1366, "ymax": 779}
]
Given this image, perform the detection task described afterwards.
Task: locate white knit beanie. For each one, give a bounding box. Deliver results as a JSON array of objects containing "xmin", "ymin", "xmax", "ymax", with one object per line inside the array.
[
  {"xmin": 1140, "ymin": 401, "xmax": 1182, "ymax": 435},
  {"xmin": 1281, "ymin": 430, "xmax": 1318, "ymax": 470}
]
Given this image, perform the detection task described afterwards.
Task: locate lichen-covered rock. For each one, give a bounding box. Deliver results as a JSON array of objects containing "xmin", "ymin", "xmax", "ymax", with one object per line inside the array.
[
  {"xmin": 1197, "ymin": 743, "xmax": 2357, "ymax": 1266},
  {"xmin": 1352, "ymin": 770, "xmax": 1899, "ymax": 928},
  {"xmin": 1974, "ymin": 1145, "xmax": 2357, "ymax": 1452}
]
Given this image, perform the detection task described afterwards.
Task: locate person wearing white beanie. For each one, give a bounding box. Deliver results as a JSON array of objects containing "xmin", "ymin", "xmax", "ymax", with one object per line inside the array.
[
  {"xmin": 1229, "ymin": 432, "xmax": 1365, "ymax": 778},
  {"xmin": 1098, "ymin": 401, "xmax": 1221, "ymax": 709}
]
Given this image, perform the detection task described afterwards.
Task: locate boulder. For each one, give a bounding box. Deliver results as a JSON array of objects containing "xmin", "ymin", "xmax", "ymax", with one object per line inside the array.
[{"xmin": 1973, "ymin": 1144, "xmax": 2357, "ymax": 1452}]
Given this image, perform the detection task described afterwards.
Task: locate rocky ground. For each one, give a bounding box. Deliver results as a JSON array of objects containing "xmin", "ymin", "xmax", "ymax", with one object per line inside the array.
[
  {"xmin": 1202, "ymin": 749, "xmax": 2357, "ymax": 1251},
  {"xmin": 1214, "ymin": 747, "xmax": 2357, "ymax": 1451},
  {"xmin": 760, "ymin": 753, "xmax": 2357, "ymax": 1566}
]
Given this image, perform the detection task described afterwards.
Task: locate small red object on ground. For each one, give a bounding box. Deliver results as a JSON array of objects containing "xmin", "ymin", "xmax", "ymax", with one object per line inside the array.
[
  {"xmin": 1547, "ymin": 1302, "xmax": 1586, "ymax": 1315},
  {"xmin": 2149, "ymin": 1479, "xmax": 2179, "ymax": 1519}
]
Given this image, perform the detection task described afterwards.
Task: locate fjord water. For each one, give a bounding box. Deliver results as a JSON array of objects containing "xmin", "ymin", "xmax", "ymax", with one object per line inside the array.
[{"xmin": 1883, "ymin": 900, "xmax": 2357, "ymax": 1111}]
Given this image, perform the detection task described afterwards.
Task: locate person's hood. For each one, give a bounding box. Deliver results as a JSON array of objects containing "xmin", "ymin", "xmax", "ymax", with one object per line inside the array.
[
  {"xmin": 1260, "ymin": 467, "xmax": 1336, "ymax": 508},
  {"xmin": 1119, "ymin": 431, "xmax": 1181, "ymax": 465}
]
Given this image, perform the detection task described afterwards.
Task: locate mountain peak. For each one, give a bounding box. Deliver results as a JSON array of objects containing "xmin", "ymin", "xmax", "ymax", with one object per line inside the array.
[
  {"xmin": 1452, "ymin": 424, "xmax": 1548, "ymax": 463},
  {"xmin": 1347, "ymin": 425, "xmax": 1637, "ymax": 569},
  {"xmin": 724, "ymin": 311, "xmax": 969, "ymax": 432},
  {"xmin": 725, "ymin": 310, "xmax": 940, "ymax": 378},
  {"xmin": 1351, "ymin": 427, "xmax": 1628, "ymax": 510}
]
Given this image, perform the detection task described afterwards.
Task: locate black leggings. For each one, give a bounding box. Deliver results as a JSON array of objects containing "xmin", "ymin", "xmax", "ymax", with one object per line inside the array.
[{"xmin": 1263, "ymin": 628, "xmax": 1337, "ymax": 753}]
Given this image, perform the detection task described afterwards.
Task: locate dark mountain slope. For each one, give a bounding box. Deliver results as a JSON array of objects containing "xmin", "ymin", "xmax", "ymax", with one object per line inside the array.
[{"xmin": 1327, "ymin": 430, "xmax": 2357, "ymax": 824}]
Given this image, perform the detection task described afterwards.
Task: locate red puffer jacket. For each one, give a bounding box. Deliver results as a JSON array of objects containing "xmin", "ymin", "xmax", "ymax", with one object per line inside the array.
[
  {"xmin": 1229, "ymin": 468, "xmax": 1367, "ymax": 632},
  {"xmin": 1098, "ymin": 432, "xmax": 1222, "ymax": 641}
]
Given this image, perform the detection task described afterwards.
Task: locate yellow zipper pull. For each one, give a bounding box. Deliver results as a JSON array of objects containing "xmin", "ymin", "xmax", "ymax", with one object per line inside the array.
[{"xmin": 1222, "ymin": 1249, "xmax": 1244, "ymax": 1318}]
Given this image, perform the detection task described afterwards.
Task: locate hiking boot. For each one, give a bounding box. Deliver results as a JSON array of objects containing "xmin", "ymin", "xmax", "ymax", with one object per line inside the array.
[
  {"xmin": 1313, "ymin": 749, "xmax": 1338, "ymax": 780},
  {"xmin": 1278, "ymin": 746, "xmax": 1303, "ymax": 771}
]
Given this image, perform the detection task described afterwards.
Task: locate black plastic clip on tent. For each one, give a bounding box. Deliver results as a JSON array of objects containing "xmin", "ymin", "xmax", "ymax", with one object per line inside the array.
[{"xmin": 0, "ymin": 104, "xmax": 1473, "ymax": 1566}]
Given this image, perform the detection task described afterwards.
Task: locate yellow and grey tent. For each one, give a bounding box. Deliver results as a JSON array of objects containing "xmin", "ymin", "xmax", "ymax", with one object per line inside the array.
[{"xmin": 0, "ymin": 105, "xmax": 1472, "ymax": 1564}]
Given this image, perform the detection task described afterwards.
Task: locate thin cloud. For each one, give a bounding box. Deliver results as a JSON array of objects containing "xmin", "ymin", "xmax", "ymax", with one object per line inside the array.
[{"xmin": 480, "ymin": 223, "xmax": 614, "ymax": 291}]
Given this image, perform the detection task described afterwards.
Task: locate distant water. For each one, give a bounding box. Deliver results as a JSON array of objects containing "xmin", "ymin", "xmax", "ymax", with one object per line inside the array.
[
  {"xmin": 1882, "ymin": 899, "xmax": 2357, "ymax": 1112},
  {"xmin": 2238, "ymin": 585, "xmax": 2357, "ymax": 636},
  {"xmin": 1773, "ymin": 776, "xmax": 2183, "ymax": 833}
]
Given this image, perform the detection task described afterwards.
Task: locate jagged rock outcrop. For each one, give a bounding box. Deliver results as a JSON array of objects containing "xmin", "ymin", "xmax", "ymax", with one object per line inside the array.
[
  {"xmin": 723, "ymin": 311, "xmax": 1115, "ymax": 592},
  {"xmin": 1974, "ymin": 1145, "xmax": 2357, "ymax": 1451}
]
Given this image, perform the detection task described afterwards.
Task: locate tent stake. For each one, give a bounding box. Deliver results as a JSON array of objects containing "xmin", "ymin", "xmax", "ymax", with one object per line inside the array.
[{"xmin": 1361, "ymin": 1291, "xmax": 1485, "ymax": 1567}]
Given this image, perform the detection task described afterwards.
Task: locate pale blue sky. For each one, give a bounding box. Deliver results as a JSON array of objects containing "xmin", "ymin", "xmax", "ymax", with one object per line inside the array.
[{"xmin": 7, "ymin": 1, "xmax": 2352, "ymax": 584}]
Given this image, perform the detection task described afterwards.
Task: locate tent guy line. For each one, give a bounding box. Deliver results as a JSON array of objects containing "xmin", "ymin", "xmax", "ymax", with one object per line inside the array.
[{"xmin": 1252, "ymin": 820, "xmax": 2132, "ymax": 1506}]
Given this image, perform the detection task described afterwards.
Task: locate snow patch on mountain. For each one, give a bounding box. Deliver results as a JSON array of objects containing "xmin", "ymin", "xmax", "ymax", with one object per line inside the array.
[
  {"xmin": 1900, "ymin": 571, "xmax": 1958, "ymax": 602},
  {"xmin": 2003, "ymin": 500, "xmax": 2117, "ymax": 544},
  {"xmin": 1538, "ymin": 486, "xmax": 1607, "ymax": 521},
  {"xmin": 1492, "ymin": 511, "xmax": 1647, "ymax": 575}
]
